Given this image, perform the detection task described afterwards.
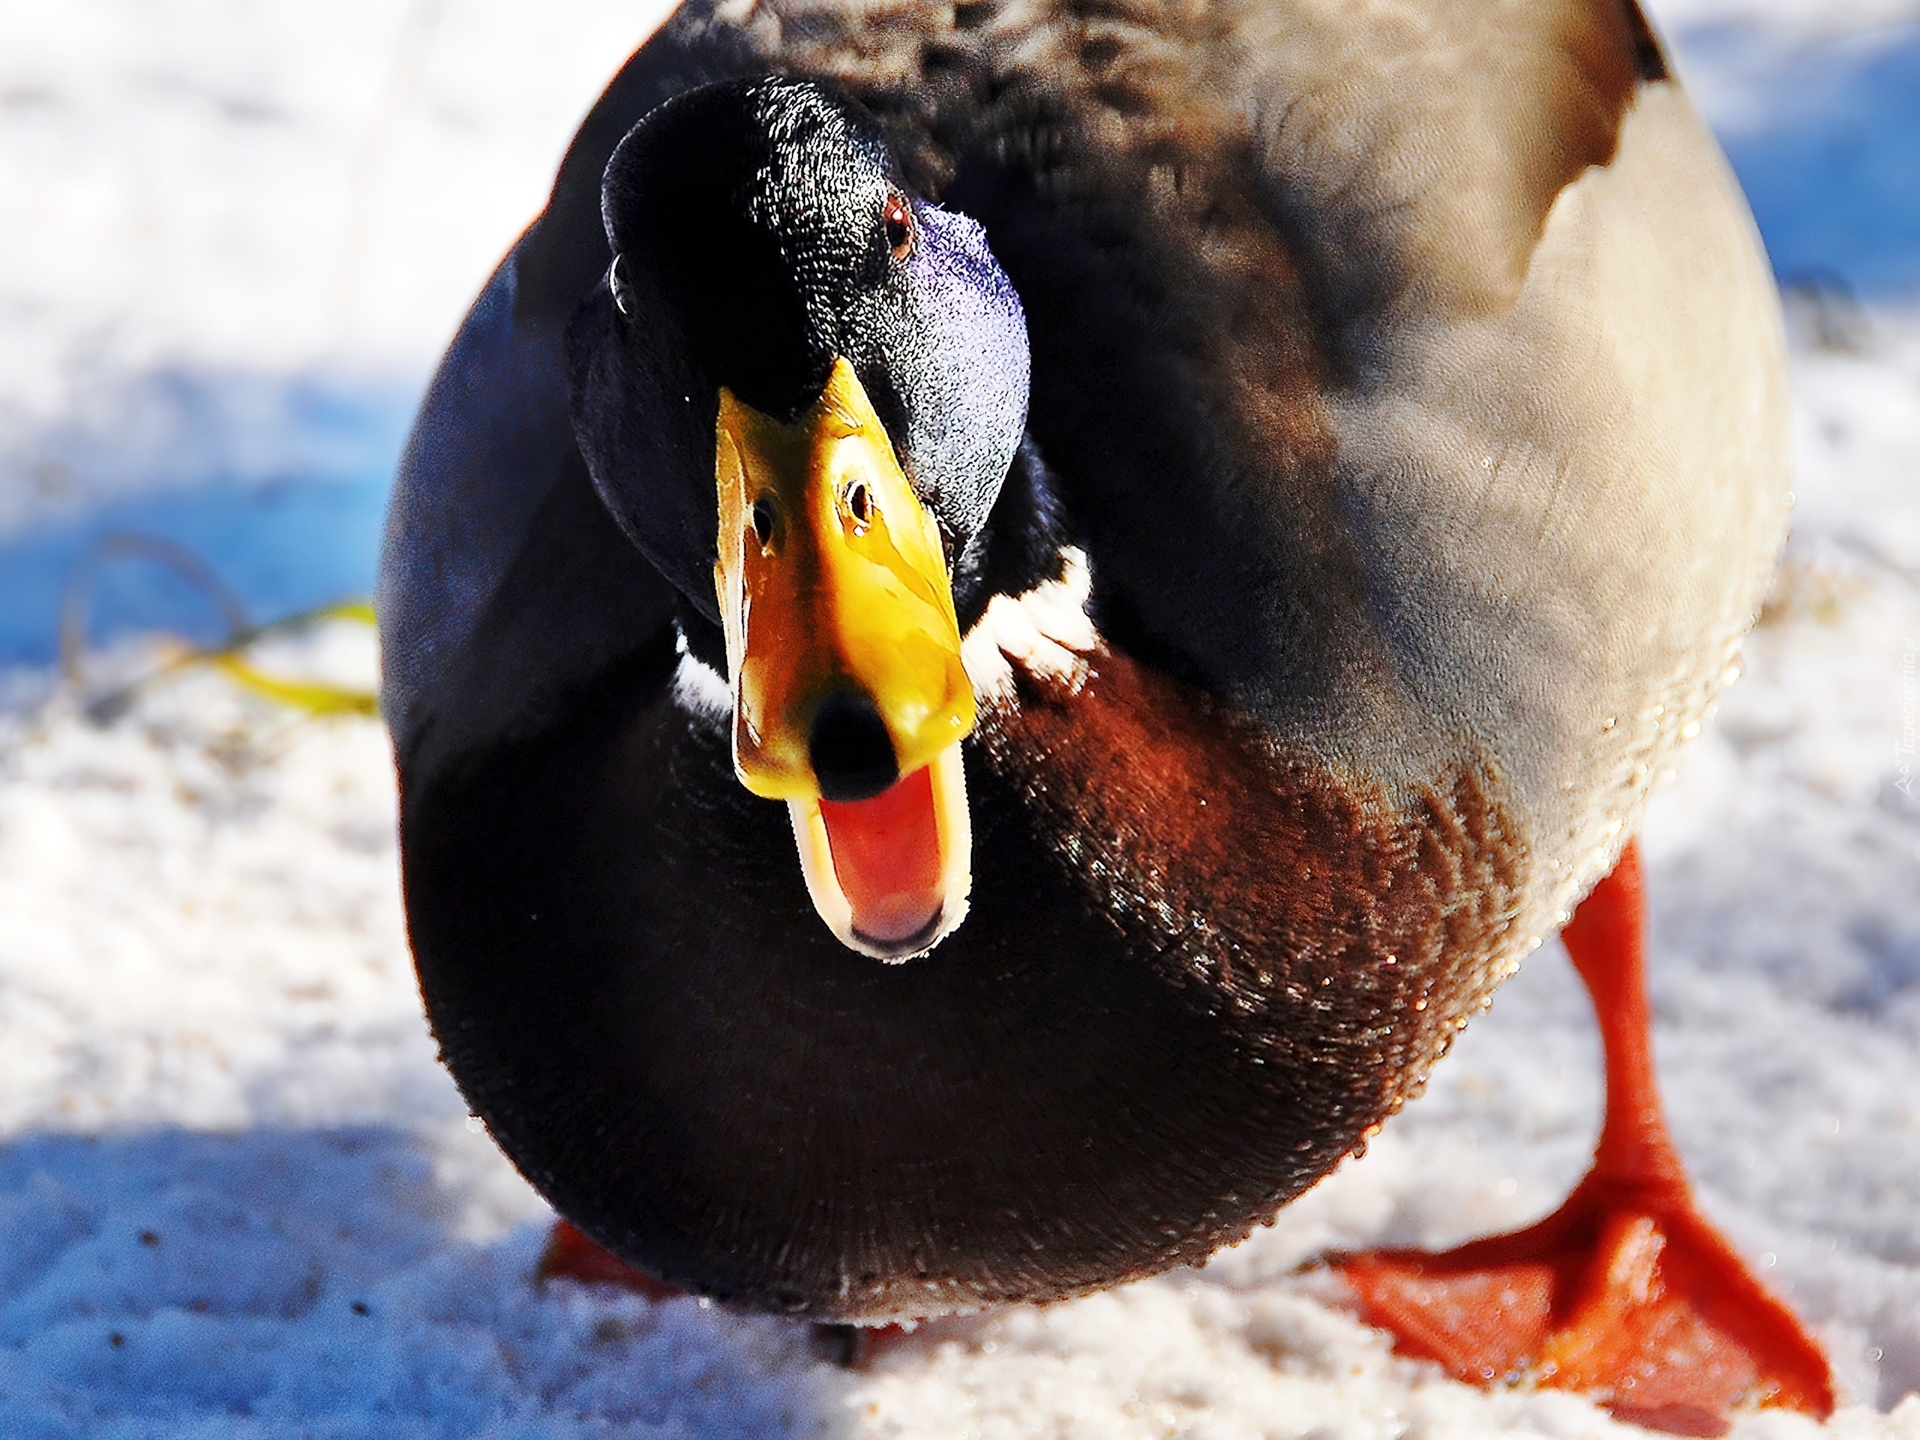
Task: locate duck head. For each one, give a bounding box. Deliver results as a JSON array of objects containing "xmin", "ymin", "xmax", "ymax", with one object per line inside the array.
[{"xmin": 567, "ymin": 78, "xmax": 1030, "ymax": 961}]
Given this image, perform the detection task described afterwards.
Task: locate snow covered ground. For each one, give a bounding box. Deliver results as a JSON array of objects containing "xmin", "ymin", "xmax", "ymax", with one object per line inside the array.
[{"xmin": 1, "ymin": 1, "xmax": 1917, "ymax": 1435}]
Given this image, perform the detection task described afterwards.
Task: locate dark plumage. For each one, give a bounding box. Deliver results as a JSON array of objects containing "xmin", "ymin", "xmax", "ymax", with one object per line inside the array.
[{"xmin": 380, "ymin": 0, "xmax": 1788, "ymax": 1325}]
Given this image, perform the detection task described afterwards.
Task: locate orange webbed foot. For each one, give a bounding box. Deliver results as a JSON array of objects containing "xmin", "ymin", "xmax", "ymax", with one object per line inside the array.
[
  {"xmin": 1336, "ymin": 1172, "xmax": 1833, "ymax": 1434},
  {"xmin": 1331, "ymin": 843, "xmax": 1834, "ymax": 1435},
  {"xmin": 537, "ymin": 1219, "xmax": 685, "ymax": 1302}
]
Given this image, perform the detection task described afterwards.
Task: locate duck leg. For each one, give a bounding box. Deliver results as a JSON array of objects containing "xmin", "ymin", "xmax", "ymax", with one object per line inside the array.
[{"xmin": 1332, "ymin": 842, "xmax": 1833, "ymax": 1436}]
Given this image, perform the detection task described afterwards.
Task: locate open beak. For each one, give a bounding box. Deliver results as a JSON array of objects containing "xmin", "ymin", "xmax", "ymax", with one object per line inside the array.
[{"xmin": 713, "ymin": 358, "xmax": 975, "ymax": 960}]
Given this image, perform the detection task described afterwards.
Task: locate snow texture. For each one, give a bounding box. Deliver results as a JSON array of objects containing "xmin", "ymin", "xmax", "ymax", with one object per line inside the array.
[{"xmin": 1, "ymin": 0, "xmax": 1918, "ymax": 1435}]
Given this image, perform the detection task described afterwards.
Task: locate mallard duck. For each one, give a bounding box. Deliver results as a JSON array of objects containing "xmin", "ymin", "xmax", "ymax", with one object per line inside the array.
[{"xmin": 380, "ymin": 0, "xmax": 1830, "ymax": 1426}]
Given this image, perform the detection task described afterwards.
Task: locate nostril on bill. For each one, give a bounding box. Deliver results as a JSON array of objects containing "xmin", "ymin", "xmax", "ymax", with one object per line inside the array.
[{"xmin": 809, "ymin": 692, "xmax": 900, "ymax": 802}]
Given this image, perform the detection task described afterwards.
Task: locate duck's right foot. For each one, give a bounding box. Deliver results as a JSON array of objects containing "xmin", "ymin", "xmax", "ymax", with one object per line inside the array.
[{"xmin": 536, "ymin": 1219, "xmax": 683, "ymax": 1302}]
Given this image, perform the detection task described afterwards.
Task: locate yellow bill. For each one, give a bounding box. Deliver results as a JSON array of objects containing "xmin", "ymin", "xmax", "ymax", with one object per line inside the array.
[{"xmin": 713, "ymin": 357, "xmax": 975, "ymax": 960}]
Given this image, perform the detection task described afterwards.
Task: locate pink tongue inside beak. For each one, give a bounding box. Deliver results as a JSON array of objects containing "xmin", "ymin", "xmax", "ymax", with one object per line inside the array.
[{"xmin": 816, "ymin": 765, "xmax": 944, "ymax": 947}]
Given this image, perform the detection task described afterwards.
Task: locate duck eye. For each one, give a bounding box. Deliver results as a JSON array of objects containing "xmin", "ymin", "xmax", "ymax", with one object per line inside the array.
[
  {"xmin": 882, "ymin": 196, "xmax": 913, "ymax": 261},
  {"xmin": 751, "ymin": 493, "xmax": 777, "ymax": 548},
  {"xmin": 847, "ymin": 481, "xmax": 873, "ymax": 525}
]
